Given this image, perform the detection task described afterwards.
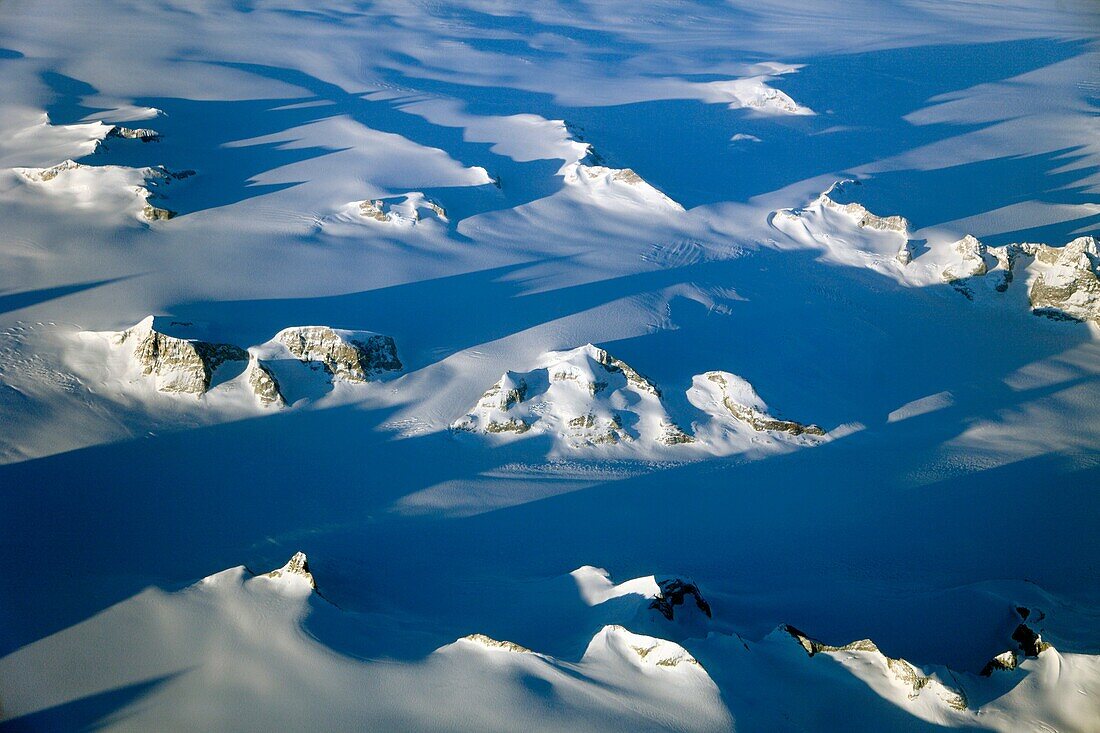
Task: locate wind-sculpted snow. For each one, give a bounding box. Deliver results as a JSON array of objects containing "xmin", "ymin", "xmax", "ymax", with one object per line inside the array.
[
  {"xmin": 356, "ymin": 192, "xmax": 448, "ymax": 226},
  {"xmin": 3, "ymin": 556, "xmax": 1099, "ymax": 732},
  {"xmin": 11, "ymin": 160, "xmax": 190, "ymax": 222}
]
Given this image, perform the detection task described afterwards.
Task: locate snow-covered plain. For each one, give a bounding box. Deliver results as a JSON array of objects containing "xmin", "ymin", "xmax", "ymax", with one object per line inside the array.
[{"xmin": 1, "ymin": 0, "xmax": 1099, "ymax": 730}]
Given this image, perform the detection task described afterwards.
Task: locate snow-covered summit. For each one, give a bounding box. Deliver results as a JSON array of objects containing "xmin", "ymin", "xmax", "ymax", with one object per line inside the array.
[
  {"xmin": 561, "ymin": 163, "xmax": 684, "ymax": 212},
  {"xmin": 689, "ymin": 371, "xmax": 827, "ymax": 442},
  {"xmin": 584, "ymin": 625, "xmax": 705, "ymax": 671},
  {"xmin": 263, "ymin": 551, "xmax": 316, "ymax": 590},
  {"xmin": 453, "ymin": 344, "xmax": 692, "ymax": 449},
  {"xmin": 779, "ymin": 624, "xmax": 969, "ymax": 711},
  {"xmin": 13, "ymin": 159, "xmax": 190, "ymax": 221}
]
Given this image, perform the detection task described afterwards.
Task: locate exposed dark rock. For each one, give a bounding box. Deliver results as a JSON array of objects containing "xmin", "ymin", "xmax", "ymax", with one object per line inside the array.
[
  {"xmin": 1012, "ymin": 624, "xmax": 1052, "ymax": 657},
  {"xmin": 650, "ymin": 579, "xmax": 711, "ymax": 620},
  {"xmin": 980, "ymin": 650, "xmax": 1018, "ymax": 677}
]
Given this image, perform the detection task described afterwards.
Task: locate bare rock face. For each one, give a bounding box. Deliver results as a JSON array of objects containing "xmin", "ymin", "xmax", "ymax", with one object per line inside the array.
[
  {"xmin": 979, "ymin": 605, "xmax": 1053, "ymax": 675},
  {"xmin": 461, "ymin": 634, "xmax": 531, "ymax": 653},
  {"xmin": 246, "ymin": 357, "xmax": 284, "ymax": 407},
  {"xmin": 986, "ymin": 243, "xmax": 1030, "ymax": 292},
  {"xmin": 650, "ymin": 579, "xmax": 712, "ymax": 621},
  {"xmin": 941, "ymin": 235, "xmax": 989, "ymax": 283},
  {"xmin": 106, "ymin": 126, "xmax": 160, "ymax": 142},
  {"xmin": 783, "ymin": 625, "xmax": 880, "ymax": 657},
  {"xmin": 705, "ymin": 371, "xmax": 825, "ymax": 436},
  {"xmin": 142, "ymin": 203, "xmax": 175, "ymax": 221},
  {"xmin": 590, "ymin": 345, "xmax": 661, "ymax": 397},
  {"xmin": 138, "ymin": 167, "xmax": 192, "ymax": 221},
  {"xmin": 568, "ymin": 412, "xmax": 628, "ymax": 445},
  {"xmin": 979, "ymin": 650, "xmax": 1019, "ymax": 676},
  {"xmin": 276, "ymin": 326, "xmax": 402, "ymax": 383},
  {"xmin": 1011, "ymin": 622, "xmax": 1053, "ymax": 657},
  {"xmin": 819, "ymin": 192, "xmax": 910, "ymax": 235},
  {"xmin": 264, "ymin": 551, "xmax": 315, "ymax": 589},
  {"xmin": 114, "ymin": 317, "xmax": 247, "ymax": 395},
  {"xmin": 468, "ymin": 372, "xmax": 529, "ymax": 413},
  {"xmin": 484, "ymin": 417, "xmax": 530, "ymax": 434},
  {"xmin": 782, "ymin": 625, "xmax": 967, "ymax": 710},
  {"xmin": 1028, "ymin": 236, "xmax": 1100, "ymax": 323},
  {"xmin": 359, "ymin": 199, "xmax": 388, "ymax": 221}
]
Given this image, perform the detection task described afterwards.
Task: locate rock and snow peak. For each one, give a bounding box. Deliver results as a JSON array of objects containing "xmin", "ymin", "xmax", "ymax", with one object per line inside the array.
[
  {"xmin": 700, "ymin": 371, "xmax": 825, "ymax": 437},
  {"xmin": 112, "ymin": 316, "xmax": 247, "ymax": 395},
  {"xmin": 453, "ymin": 344, "xmax": 692, "ymax": 448},
  {"xmin": 276, "ymin": 326, "xmax": 402, "ymax": 383},
  {"xmin": 264, "ymin": 551, "xmax": 316, "ymax": 589}
]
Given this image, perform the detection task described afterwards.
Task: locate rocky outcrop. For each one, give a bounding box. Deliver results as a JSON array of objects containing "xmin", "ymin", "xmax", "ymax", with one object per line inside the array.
[
  {"xmin": 818, "ymin": 184, "xmax": 910, "ymax": 236},
  {"xmin": 979, "ymin": 606, "xmax": 1052, "ymax": 676},
  {"xmin": 1011, "ymin": 622, "xmax": 1053, "ymax": 657},
  {"xmin": 453, "ymin": 344, "xmax": 691, "ymax": 448},
  {"xmin": 142, "ymin": 203, "xmax": 175, "ymax": 221},
  {"xmin": 567, "ymin": 412, "xmax": 628, "ymax": 445},
  {"xmin": 650, "ymin": 579, "xmax": 712, "ymax": 621},
  {"xmin": 704, "ymin": 371, "xmax": 825, "ymax": 436},
  {"xmin": 106, "ymin": 126, "xmax": 160, "ymax": 142},
  {"xmin": 896, "ymin": 241, "xmax": 914, "ymax": 266},
  {"xmin": 17, "ymin": 160, "xmax": 191, "ymax": 222},
  {"xmin": 276, "ymin": 326, "xmax": 402, "ymax": 383},
  {"xmin": 461, "ymin": 634, "xmax": 531, "ymax": 653},
  {"xmin": 358, "ymin": 193, "xmax": 447, "ymax": 225},
  {"xmin": 782, "ymin": 625, "xmax": 967, "ymax": 710},
  {"xmin": 658, "ymin": 421, "xmax": 695, "ymax": 445},
  {"xmin": 591, "ymin": 625, "xmax": 702, "ymax": 668},
  {"xmin": 113, "ymin": 316, "xmax": 247, "ymax": 395},
  {"xmin": 592, "ymin": 346, "xmax": 661, "ymax": 397},
  {"xmin": 985, "ymin": 242, "xmax": 1030, "ymax": 292},
  {"xmin": 1027, "ymin": 236, "xmax": 1100, "ymax": 323},
  {"xmin": 264, "ymin": 551, "xmax": 315, "ymax": 589},
  {"xmin": 484, "ymin": 417, "xmax": 530, "ymax": 434},
  {"xmin": 941, "ymin": 235, "xmax": 989, "ymax": 284},
  {"xmin": 246, "ymin": 357, "xmax": 284, "ymax": 407},
  {"xmin": 562, "ymin": 163, "xmax": 685, "ymax": 212},
  {"xmin": 20, "ymin": 159, "xmax": 83, "ymax": 182},
  {"xmin": 979, "ymin": 650, "xmax": 1019, "ymax": 676}
]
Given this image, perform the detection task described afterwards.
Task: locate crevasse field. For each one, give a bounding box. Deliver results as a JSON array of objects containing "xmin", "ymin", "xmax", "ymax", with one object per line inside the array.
[{"xmin": 1, "ymin": 1, "xmax": 1099, "ymax": 731}]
